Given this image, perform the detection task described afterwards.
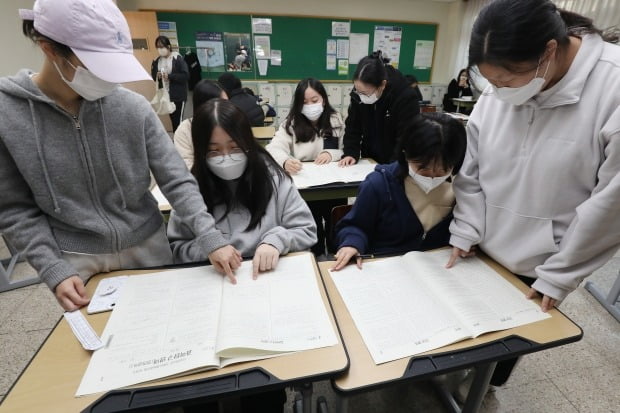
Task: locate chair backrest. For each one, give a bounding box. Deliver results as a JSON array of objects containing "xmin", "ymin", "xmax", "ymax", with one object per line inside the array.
[{"xmin": 328, "ymin": 204, "xmax": 353, "ymax": 253}]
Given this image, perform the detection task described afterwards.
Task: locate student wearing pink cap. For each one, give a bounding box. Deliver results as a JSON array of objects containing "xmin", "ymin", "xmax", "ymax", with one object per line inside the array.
[{"xmin": 0, "ymin": 0, "xmax": 241, "ymax": 311}]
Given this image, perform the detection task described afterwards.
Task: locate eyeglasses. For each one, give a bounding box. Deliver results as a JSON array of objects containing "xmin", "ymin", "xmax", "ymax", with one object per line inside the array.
[
  {"xmin": 353, "ymin": 87, "xmax": 378, "ymax": 98},
  {"xmin": 206, "ymin": 148, "xmax": 246, "ymax": 164}
]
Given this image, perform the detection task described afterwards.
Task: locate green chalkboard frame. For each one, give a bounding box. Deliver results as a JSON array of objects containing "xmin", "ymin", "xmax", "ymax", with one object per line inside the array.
[{"xmin": 155, "ymin": 11, "xmax": 437, "ymax": 82}]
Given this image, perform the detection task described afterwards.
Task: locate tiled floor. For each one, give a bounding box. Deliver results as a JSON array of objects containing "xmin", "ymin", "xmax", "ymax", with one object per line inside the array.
[{"xmin": 1, "ymin": 240, "xmax": 618, "ymax": 412}]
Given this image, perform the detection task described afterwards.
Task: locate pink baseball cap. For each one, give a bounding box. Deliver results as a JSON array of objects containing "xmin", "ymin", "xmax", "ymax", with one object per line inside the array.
[{"xmin": 19, "ymin": 0, "xmax": 151, "ymax": 83}]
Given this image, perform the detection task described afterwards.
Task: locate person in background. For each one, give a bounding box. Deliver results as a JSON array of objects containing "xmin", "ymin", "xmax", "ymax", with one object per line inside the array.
[
  {"xmin": 339, "ymin": 51, "xmax": 421, "ymax": 166},
  {"xmin": 332, "ymin": 113, "xmax": 466, "ymax": 270},
  {"xmin": 218, "ymin": 72, "xmax": 265, "ymax": 126},
  {"xmin": 0, "ymin": 0, "xmax": 240, "ymax": 311},
  {"xmin": 446, "ymin": 0, "xmax": 620, "ymax": 385},
  {"xmin": 266, "ymin": 78, "xmax": 345, "ymax": 255},
  {"xmin": 404, "ymin": 74, "xmax": 424, "ymax": 102},
  {"xmin": 174, "ymin": 79, "xmax": 228, "ymax": 169},
  {"xmin": 151, "ymin": 35, "xmax": 189, "ymax": 132},
  {"xmin": 168, "ymin": 98, "xmax": 316, "ymax": 276},
  {"xmin": 442, "ymin": 68, "xmax": 473, "ymax": 113}
]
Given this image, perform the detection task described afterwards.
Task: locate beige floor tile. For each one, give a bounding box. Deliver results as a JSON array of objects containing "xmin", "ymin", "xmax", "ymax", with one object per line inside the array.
[
  {"xmin": 480, "ymin": 378, "xmax": 578, "ymax": 413},
  {"xmin": 0, "ymin": 284, "xmax": 63, "ymax": 335},
  {"xmin": 551, "ymin": 363, "xmax": 620, "ymax": 413},
  {"xmin": 0, "ymin": 285, "xmax": 37, "ymax": 325},
  {"xmin": 0, "ymin": 329, "xmax": 51, "ymax": 396}
]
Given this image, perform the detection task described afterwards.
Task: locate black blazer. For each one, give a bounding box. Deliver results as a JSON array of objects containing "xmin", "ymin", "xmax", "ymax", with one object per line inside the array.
[
  {"xmin": 343, "ymin": 67, "xmax": 421, "ymax": 164},
  {"xmin": 151, "ymin": 54, "xmax": 189, "ymax": 102}
]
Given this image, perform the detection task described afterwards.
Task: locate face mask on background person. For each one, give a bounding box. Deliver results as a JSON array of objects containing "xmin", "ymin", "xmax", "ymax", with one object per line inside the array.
[
  {"xmin": 54, "ymin": 60, "xmax": 118, "ymax": 101},
  {"xmin": 157, "ymin": 47, "xmax": 169, "ymax": 57},
  {"xmin": 409, "ymin": 166, "xmax": 451, "ymax": 194},
  {"xmin": 206, "ymin": 152, "xmax": 248, "ymax": 180},
  {"xmin": 301, "ymin": 102, "xmax": 324, "ymax": 121},
  {"xmin": 491, "ymin": 58, "xmax": 551, "ymax": 106},
  {"xmin": 359, "ymin": 93, "xmax": 379, "ymax": 105}
]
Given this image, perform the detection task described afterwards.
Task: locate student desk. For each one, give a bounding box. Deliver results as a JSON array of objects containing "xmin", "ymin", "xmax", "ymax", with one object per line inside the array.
[
  {"xmin": 298, "ymin": 182, "xmax": 360, "ymax": 202},
  {"xmin": 585, "ymin": 269, "xmax": 620, "ymax": 322},
  {"xmin": 295, "ymin": 159, "xmax": 376, "ymax": 202},
  {"xmin": 318, "ymin": 256, "xmax": 582, "ymax": 413},
  {"xmin": 0, "ymin": 259, "xmax": 348, "ymax": 413},
  {"xmin": 451, "ymin": 97, "xmax": 477, "ymax": 113},
  {"xmin": 251, "ymin": 126, "xmax": 276, "ymax": 146}
]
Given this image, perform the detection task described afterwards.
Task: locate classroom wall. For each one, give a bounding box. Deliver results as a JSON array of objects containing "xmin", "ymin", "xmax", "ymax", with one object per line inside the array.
[
  {"xmin": 0, "ymin": 0, "xmax": 45, "ymax": 76},
  {"xmin": 117, "ymin": 0, "xmax": 467, "ymax": 84}
]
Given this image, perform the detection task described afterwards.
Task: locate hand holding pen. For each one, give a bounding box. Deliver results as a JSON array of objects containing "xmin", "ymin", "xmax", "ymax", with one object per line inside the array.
[{"xmin": 332, "ymin": 247, "xmax": 373, "ymax": 271}]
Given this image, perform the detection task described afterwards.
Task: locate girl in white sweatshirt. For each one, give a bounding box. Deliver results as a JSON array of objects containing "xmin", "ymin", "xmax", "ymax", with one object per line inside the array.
[
  {"xmin": 447, "ymin": 0, "xmax": 620, "ymax": 386},
  {"xmin": 266, "ymin": 78, "xmax": 344, "ymax": 255}
]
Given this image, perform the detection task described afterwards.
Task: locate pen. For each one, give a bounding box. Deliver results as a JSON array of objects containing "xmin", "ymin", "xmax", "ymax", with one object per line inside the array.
[{"xmin": 356, "ymin": 254, "xmax": 374, "ymax": 259}]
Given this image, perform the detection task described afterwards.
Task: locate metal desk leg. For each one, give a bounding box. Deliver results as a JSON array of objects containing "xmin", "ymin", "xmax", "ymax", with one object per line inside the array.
[
  {"xmin": 0, "ymin": 254, "xmax": 40, "ymax": 292},
  {"xmin": 433, "ymin": 362, "xmax": 496, "ymax": 413},
  {"xmin": 293, "ymin": 382, "xmax": 313, "ymax": 413},
  {"xmin": 462, "ymin": 362, "xmax": 496, "ymax": 413},
  {"xmin": 336, "ymin": 394, "xmax": 349, "ymax": 413},
  {"xmin": 585, "ymin": 271, "xmax": 620, "ymax": 322}
]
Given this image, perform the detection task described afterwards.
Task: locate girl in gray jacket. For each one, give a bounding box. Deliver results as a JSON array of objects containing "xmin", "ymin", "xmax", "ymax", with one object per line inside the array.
[
  {"xmin": 167, "ymin": 99, "xmax": 317, "ymax": 278},
  {"xmin": 0, "ymin": 0, "xmax": 240, "ymax": 311}
]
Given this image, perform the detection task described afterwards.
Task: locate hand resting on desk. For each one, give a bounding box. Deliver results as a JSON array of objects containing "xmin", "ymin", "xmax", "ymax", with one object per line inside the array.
[
  {"xmin": 338, "ymin": 156, "xmax": 357, "ymax": 167},
  {"xmin": 314, "ymin": 152, "xmax": 332, "ymax": 164},
  {"xmin": 252, "ymin": 243, "xmax": 280, "ymax": 278},
  {"xmin": 54, "ymin": 275, "xmax": 90, "ymax": 311},
  {"xmin": 332, "ymin": 246, "xmax": 362, "ymax": 271}
]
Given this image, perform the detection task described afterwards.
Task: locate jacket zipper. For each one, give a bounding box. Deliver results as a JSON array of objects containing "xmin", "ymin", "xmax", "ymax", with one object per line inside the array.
[{"xmin": 70, "ymin": 110, "xmax": 121, "ymax": 251}]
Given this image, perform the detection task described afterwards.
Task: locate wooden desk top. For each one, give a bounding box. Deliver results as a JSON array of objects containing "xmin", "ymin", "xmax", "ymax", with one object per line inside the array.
[
  {"xmin": 318, "ymin": 254, "xmax": 582, "ymax": 393},
  {"xmin": 0, "ymin": 255, "xmax": 348, "ymax": 413},
  {"xmin": 251, "ymin": 126, "xmax": 276, "ymax": 139}
]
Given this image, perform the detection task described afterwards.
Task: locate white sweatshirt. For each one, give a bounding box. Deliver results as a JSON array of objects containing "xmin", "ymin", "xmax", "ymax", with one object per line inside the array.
[
  {"xmin": 449, "ymin": 34, "xmax": 620, "ymax": 301},
  {"xmin": 266, "ymin": 113, "xmax": 344, "ymax": 166}
]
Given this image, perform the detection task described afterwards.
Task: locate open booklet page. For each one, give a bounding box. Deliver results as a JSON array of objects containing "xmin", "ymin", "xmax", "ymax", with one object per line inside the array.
[
  {"xmin": 77, "ymin": 253, "xmax": 337, "ymax": 396},
  {"xmin": 329, "ymin": 249, "xmax": 549, "ymax": 364},
  {"xmin": 291, "ymin": 159, "xmax": 376, "ymax": 188}
]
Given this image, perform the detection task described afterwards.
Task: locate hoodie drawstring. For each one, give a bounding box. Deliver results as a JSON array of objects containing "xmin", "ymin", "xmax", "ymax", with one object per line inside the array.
[
  {"xmin": 379, "ymin": 168, "xmax": 393, "ymax": 201},
  {"xmin": 98, "ymin": 100, "xmax": 127, "ymax": 209},
  {"xmin": 28, "ymin": 100, "xmax": 62, "ymax": 213}
]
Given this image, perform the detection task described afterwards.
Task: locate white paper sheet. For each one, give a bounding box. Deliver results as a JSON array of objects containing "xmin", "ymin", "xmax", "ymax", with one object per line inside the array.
[
  {"xmin": 291, "ymin": 159, "xmax": 375, "ymax": 189},
  {"xmin": 76, "ymin": 254, "xmax": 337, "ymax": 396},
  {"xmin": 330, "ymin": 250, "xmax": 550, "ymax": 364}
]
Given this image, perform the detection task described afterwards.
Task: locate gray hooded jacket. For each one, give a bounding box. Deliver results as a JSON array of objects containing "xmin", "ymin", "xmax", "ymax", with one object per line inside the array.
[{"xmin": 0, "ymin": 70, "xmax": 228, "ymax": 290}]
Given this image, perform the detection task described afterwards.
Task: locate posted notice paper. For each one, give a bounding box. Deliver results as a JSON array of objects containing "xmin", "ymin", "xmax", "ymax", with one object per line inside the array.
[{"xmin": 76, "ymin": 253, "xmax": 337, "ymax": 396}]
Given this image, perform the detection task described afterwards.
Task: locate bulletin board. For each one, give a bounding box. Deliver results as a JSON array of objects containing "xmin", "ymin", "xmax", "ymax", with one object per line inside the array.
[{"xmin": 155, "ymin": 11, "xmax": 438, "ymax": 82}]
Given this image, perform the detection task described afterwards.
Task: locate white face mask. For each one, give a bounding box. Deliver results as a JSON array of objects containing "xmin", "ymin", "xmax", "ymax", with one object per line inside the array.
[
  {"xmin": 359, "ymin": 92, "xmax": 379, "ymax": 105},
  {"xmin": 301, "ymin": 102, "xmax": 324, "ymax": 121},
  {"xmin": 206, "ymin": 153, "xmax": 248, "ymax": 180},
  {"xmin": 491, "ymin": 59, "xmax": 551, "ymax": 106},
  {"xmin": 54, "ymin": 60, "xmax": 118, "ymax": 101},
  {"xmin": 409, "ymin": 167, "xmax": 451, "ymax": 194},
  {"xmin": 157, "ymin": 47, "xmax": 169, "ymax": 57}
]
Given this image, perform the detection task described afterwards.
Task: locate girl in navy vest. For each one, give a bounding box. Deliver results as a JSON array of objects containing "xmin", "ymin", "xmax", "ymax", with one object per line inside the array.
[{"xmin": 332, "ymin": 112, "xmax": 466, "ymax": 270}]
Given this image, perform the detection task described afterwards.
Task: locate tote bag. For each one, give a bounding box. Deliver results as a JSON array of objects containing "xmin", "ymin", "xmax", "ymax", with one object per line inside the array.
[{"xmin": 150, "ymin": 86, "xmax": 176, "ymax": 115}]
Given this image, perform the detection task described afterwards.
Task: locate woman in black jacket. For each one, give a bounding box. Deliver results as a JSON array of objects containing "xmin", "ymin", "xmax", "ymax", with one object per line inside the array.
[
  {"xmin": 339, "ymin": 51, "xmax": 420, "ymax": 166},
  {"xmin": 442, "ymin": 68, "xmax": 473, "ymax": 113},
  {"xmin": 151, "ymin": 35, "xmax": 189, "ymax": 131}
]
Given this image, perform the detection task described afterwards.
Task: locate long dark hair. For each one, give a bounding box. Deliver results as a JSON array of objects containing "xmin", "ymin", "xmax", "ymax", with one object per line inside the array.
[
  {"xmin": 285, "ymin": 78, "xmax": 337, "ymax": 143},
  {"xmin": 469, "ymin": 0, "xmax": 619, "ymax": 73},
  {"xmin": 396, "ymin": 113, "xmax": 467, "ymax": 180},
  {"xmin": 191, "ymin": 99, "xmax": 287, "ymax": 231},
  {"xmin": 353, "ymin": 51, "xmax": 390, "ymax": 87}
]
